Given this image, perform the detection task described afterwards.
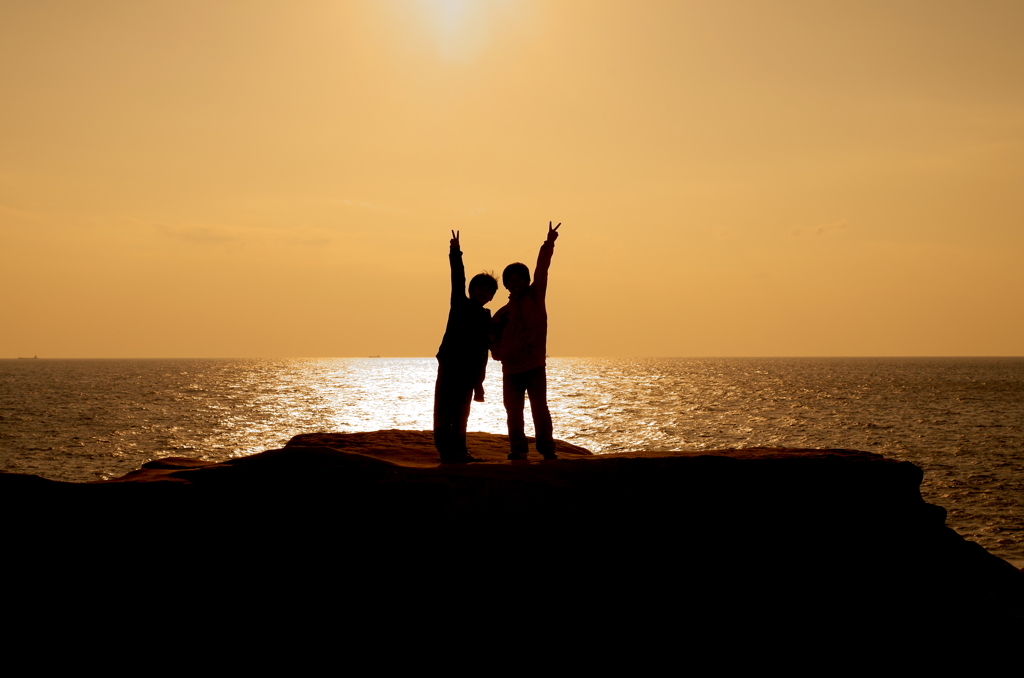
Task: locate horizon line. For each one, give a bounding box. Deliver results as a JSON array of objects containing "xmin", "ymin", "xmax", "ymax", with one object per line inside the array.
[{"xmin": 4, "ymin": 355, "xmax": 1023, "ymax": 360}]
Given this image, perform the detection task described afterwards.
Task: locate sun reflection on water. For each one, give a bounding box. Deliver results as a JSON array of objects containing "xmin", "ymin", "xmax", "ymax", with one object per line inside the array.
[{"xmin": 304, "ymin": 358, "xmax": 511, "ymax": 436}]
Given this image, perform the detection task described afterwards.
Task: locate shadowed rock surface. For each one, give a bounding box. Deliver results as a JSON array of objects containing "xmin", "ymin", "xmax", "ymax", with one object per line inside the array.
[{"xmin": 3, "ymin": 429, "xmax": 1021, "ymax": 630}]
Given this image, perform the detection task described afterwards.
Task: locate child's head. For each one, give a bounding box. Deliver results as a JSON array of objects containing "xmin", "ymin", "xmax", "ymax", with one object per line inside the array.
[
  {"xmin": 502, "ymin": 262, "xmax": 530, "ymax": 294},
  {"xmin": 468, "ymin": 272, "xmax": 498, "ymax": 305}
]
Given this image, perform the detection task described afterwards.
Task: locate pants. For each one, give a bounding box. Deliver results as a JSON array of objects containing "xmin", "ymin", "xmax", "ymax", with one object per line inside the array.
[
  {"xmin": 503, "ymin": 366, "xmax": 555, "ymax": 455},
  {"xmin": 433, "ymin": 360, "xmax": 476, "ymax": 460}
]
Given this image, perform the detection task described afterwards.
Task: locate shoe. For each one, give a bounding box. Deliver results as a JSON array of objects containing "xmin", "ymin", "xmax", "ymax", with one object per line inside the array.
[
  {"xmin": 507, "ymin": 451, "xmax": 528, "ymax": 461},
  {"xmin": 541, "ymin": 452, "xmax": 559, "ymax": 461}
]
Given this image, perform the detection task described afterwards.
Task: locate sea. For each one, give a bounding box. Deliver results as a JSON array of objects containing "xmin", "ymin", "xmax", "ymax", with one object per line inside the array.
[{"xmin": 2, "ymin": 357, "xmax": 1022, "ymax": 565}]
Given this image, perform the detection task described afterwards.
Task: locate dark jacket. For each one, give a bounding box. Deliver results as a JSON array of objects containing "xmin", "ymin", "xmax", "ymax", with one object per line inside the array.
[
  {"xmin": 436, "ymin": 247, "xmax": 491, "ymax": 383},
  {"xmin": 490, "ymin": 240, "xmax": 554, "ymax": 375}
]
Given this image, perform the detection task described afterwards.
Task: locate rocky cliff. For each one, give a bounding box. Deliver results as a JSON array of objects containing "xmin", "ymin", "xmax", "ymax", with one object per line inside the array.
[{"xmin": 3, "ymin": 430, "xmax": 1021, "ymax": 630}]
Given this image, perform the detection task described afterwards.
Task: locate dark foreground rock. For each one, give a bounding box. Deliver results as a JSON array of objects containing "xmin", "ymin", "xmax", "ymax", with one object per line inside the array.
[{"xmin": 3, "ymin": 430, "xmax": 1021, "ymax": 631}]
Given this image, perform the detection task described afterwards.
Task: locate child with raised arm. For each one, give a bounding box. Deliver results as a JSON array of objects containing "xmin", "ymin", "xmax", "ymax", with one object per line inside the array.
[
  {"xmin": 433, "ymin": 230, "xmax": 498, "ymax": 464},
  {"xmin": 490, "ymin": 222, "xmax": 560, "ymax": 460}
]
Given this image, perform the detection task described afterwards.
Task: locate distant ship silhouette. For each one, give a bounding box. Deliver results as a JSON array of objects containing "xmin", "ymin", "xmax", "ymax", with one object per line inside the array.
[{"xmin": 17, "ymin": 355, "xmax": 39, "ymax": 359}]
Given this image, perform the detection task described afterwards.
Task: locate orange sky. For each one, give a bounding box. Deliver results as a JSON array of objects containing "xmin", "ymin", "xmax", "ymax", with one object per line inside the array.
[{"xmin": 2, "ymin": 0, "xmax": 1022, "ymax": 358}]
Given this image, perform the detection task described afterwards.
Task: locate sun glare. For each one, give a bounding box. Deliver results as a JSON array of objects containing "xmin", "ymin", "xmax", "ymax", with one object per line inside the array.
[
  {"xmin": 423, "ymin": 0, "xmax": 471, "ymax": 38},
  {"xmin": 417, "ymin": 0, "xmax": 516, "ymax": 61}
]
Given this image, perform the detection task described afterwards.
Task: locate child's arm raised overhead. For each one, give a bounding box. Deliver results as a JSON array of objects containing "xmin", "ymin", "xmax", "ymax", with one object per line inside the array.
[
  {"xmin": 532, "ymin": 221, "xmax": 560, "ymax": 297},
  {"xmin": 449, "ymin": 229, "xmax": 466, "ymax": 302}
]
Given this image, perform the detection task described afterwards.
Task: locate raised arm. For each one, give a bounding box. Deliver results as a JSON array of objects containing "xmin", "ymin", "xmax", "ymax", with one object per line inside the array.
[
  {"xmin": 532, "ymin": 221, "xmax": 560, "ymax": 296},
  {"xmin": 449, "ymin": 229, "xmax": 466, "ymax": 302}
]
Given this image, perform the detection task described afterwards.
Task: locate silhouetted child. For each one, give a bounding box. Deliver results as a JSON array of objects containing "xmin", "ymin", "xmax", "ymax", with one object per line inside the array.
[
  {"xmin": 490, "ymin": 222, "xmax": 560, "ymax": 460},
  {"xmin": 433, "ymin": 230, "xmax": 498, "ymax": 464}
]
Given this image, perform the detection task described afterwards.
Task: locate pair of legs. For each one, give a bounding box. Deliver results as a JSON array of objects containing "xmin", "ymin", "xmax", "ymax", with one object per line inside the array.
[
  {"xmin": 503, "ymin": 366, "xmax": 556, "ymax": 459},
  {"xmin": 433, "ymin": 360, "xmax": 476, "ymax": 462}
]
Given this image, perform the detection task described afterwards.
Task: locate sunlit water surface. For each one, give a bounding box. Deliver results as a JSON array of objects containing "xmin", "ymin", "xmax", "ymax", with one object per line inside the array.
[{"xmin": 2, "ymin": 357, "xmax": 1022, "ymax": 562}]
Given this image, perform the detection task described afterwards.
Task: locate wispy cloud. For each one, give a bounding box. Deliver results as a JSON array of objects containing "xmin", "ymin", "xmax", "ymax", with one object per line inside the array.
[
  {"xmin": 155, "ymin": 222, "xmax": 239, "ymax": 244},
  {"xmin": 332, "ymin": 197, "xmax": 411, "ymax": 216},
  {"xmin": 150, "ymin": 220, "xmax": 333, "ymax": 247},
  {"xmin": 0, "ymin": 204, "xmax": 43, "ymax": 222},
  {"xmin": 284, "ymin": 225, "xmax": 333, "ymax": 246},
  {"xmin": 791, "ymin": 219, "xmax": 849, "ymax": 238},
  {"xmin": 340, "ymin": 198, "xmax": 373, "ymax": 209},
  {"xmin": 226, "ymin": 196, "xmax": 412, "ymax": 217}
]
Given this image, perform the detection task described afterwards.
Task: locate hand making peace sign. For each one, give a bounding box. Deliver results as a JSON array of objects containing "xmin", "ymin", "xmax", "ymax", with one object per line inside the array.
[{"xmin": 546, "ymin": 221, "xmax": 560, "ymax": 244}]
